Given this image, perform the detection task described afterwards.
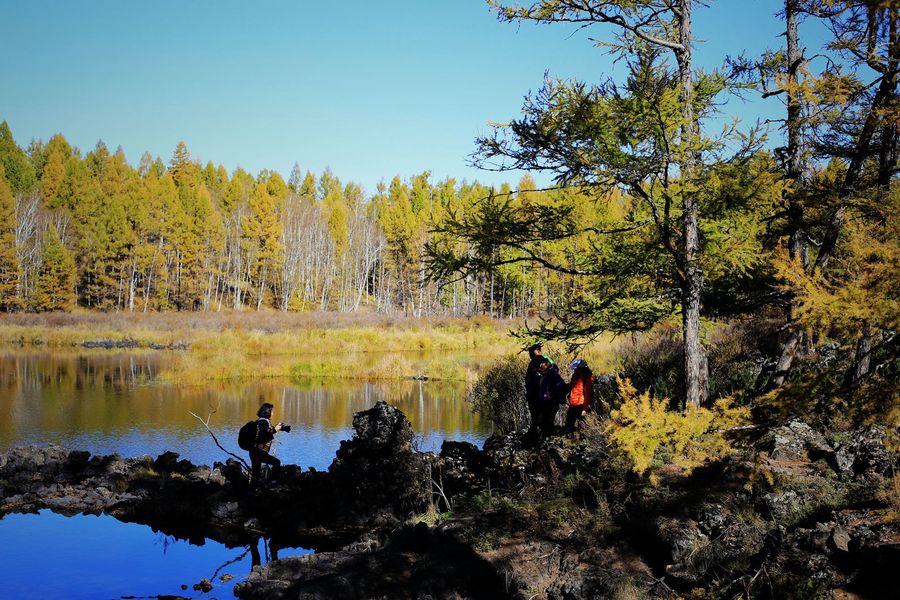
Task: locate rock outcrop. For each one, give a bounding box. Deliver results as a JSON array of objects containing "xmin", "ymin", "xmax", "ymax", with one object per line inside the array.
[
  {"xmin": 1, "ymin": 406, "xmax": 896, "ymax": 600},
  {"xmin": 0, "ymin": 401, "xmax": 430, "ymax": 549}
]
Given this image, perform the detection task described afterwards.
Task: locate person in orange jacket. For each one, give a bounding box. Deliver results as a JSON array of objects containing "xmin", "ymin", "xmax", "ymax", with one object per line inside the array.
[{"xmin": 565, "ymin": 359, "xmax": 594, "ymax": 436}]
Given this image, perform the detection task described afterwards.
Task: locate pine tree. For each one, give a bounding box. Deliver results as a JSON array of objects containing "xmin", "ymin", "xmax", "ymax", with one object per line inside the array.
[
  {"xmin": 168, "ymin": 141, "xmax": 194, "ymax": 186},
  {"xmin": 41, "ymin": 149, "xmax": 66, "ymax": 205},
  {"xmin": 428, "ymin": 0, "xmax": 777, "ymax": 407},
  {"xmin": 243, "ymin": 183, "xmax": 283, "ymax": 310}
]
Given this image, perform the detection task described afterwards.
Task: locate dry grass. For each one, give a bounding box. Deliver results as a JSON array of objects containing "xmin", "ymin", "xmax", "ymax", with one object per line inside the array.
[
  {"xmin": 0, "ymin": 311, "xmax": 623, "ymax": 384},
  {"xmin": 0, "ymin": 311, "xmax": 520, "ymax": 383},
  {"xmin": 0, "ymin": 311, "xmax": 517, "ymax": 353},
  {"xmin": 0, "ymin": 310, "xmax": 512, "ymax": 334}
]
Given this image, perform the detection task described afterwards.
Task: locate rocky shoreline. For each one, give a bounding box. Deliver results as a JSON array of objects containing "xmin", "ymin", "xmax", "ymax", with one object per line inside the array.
[{"xmin": 1, "ymin": 401, "xmax": 896, "ymax": 599}]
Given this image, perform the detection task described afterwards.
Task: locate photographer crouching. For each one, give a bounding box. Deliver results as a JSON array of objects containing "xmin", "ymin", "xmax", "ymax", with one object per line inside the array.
[{"xmin": 248, "ymin": 402, "xmax": 290, "ymax": 488}]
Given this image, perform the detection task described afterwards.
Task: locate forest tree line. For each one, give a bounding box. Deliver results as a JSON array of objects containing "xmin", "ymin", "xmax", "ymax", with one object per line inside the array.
[{"xmin": 0, "ymin": 121, "xmax": 587, "ymax": 317}]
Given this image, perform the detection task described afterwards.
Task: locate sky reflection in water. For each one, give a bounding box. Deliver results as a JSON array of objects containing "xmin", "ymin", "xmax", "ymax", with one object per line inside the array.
[
  {"xmin": 0, "ymin": 349, "xmax": 491, "ymax": 470},
  {"xmin": 0, "ymin": 349, "xmax": 491, "ymax": 598},
  {"xmin": 0, "ymin": 510, "xmax": 310, "ymax": 600}
]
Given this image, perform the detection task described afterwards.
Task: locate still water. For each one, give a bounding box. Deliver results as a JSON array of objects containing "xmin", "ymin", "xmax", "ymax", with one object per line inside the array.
[
  {"xmin": 0, "ymin": 349, "xmax": 490, "ymax": 469},
  {"xmin": 0, "ymin": 510, "xmax": 308, "ymax": 600},
  {"xmin": 0, "ymin": 349, "xmax": 492, "ymax": 599}
]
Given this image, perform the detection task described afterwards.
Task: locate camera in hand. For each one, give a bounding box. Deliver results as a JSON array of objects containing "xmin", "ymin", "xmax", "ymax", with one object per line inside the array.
[{"xmin": 280, "ymin": 424, "xmax": 292, "ymax": 432}]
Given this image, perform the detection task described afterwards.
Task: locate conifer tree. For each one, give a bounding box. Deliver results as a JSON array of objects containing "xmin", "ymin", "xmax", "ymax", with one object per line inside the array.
[
  {"xmin": 0, "ymin": 164, "xmax": 22, "ymax": 311},
  {"xmin": 243, "ymin": 183, "xmax": 283, "ymax": 310},
  {"xmin": 32, "ymin": 226, "xmax": 76, "ymax": 311},
  {"xmin": 428, "ymin": 0, "xmax": 777, "ymax": 407},
  {"xmin": 0, "ymin": 121, "xmax": 37, "ymax": 195},
  {"xmin": 41, "ymin": 149, "xmax": 66, "ymax": 204}
]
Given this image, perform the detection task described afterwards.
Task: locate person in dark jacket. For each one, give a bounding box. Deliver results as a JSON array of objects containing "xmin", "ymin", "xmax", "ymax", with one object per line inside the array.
[
  {"xmin": 524, "ymin": 343, "xmax": 546, "ymax": 439},
  {"xmin": 536, "ymin": 358, "xmax": 566, "ymax": 439},
  {"xmin": 250, "ymin": 402, "xmax": 284, "ymax": 487}
]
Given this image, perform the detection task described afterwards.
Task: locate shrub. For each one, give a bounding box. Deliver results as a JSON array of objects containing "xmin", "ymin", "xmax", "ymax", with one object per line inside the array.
[
  {"xmin": 467, "ymin": 354, "xmax": 528, "ymax": 434},
  {"xmin": 616, "ymin": 319, "xmax": 777, "ymax": 406},
  {"xmin": 606, "ymin": 378, "xmax": 749, "ymax": 478}
]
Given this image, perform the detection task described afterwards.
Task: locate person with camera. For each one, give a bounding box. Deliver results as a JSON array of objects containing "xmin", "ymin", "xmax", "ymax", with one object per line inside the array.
[
  {"xmin": 524, "ymin": 343, "xmax": 546, "ymax": 441},
  {"xmin": 249, "ymin": 402, "xmax": 288, "ymax": 487}
]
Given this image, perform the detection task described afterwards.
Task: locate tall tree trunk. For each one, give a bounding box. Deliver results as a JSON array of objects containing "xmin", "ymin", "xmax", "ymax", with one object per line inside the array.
[
  {"xmin": 848, "ymin": 324, "xmax": 874, "ymax": 390},
  {"xmin": 785, "ymin": 0, "xmax": 809, "ymax": 268},
  {"xmin": 770, "ymin": 0, "xmax": 810, "ymax": 389},
  {"xmin": 678, "ymin": 0, "xmax": 708, "ymax": 408},
  {"xmin": 772, "ymin": 7, "xmax": 898, "ymax": 388}
]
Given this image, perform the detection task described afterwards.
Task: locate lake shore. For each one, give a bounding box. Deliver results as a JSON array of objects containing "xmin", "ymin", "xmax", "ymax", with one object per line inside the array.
[
  {"xmin": 0, "ymin": 312, "xmax": 525, "ymax": 382},
  {"xmin": 3, "ymin": 402, "xmax": 894, "ymax": 600}
]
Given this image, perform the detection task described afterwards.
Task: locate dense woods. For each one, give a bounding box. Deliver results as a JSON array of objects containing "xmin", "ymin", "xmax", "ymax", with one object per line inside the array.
[
  {"xmin": 0, "ymin": 122, "xmax": 589, "ymax": 318},
  {"xmin": 428, "ymin": 0, "xmax": 898, "ymax": 411}
]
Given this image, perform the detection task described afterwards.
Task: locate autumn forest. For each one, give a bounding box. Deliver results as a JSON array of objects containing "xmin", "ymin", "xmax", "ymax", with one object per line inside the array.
[{"xmin": 0, "ymin": 122, "xmax": 570, "ymax": 317}]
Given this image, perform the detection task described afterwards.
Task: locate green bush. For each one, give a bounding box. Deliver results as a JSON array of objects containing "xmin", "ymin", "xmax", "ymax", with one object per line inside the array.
[
  {"xmin": 617, "ymin": 320, "xmax": 776, "ymax": 405},
  {"xmin": 467, "ymin": 354, "xmax": 529, "ymax": 434}
]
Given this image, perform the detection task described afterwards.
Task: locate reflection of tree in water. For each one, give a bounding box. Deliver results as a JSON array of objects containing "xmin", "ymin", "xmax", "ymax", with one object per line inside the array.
[
  {"xmin": 210, "ymin": 545, "xmax": 251, "ymax": 579},
  {"xmin": 154, "ymin": 532, "xmax": 175, "ymax": 555},
  {"xmin": 128, "ymin": 538, "xmax": 280, "ymax": 598},
  {"xmin": 0, "ymin": 350, "xmax": 488, "ymax": 448},
  {"xmin": 248, "ymin": 536, "xmax": 280, "ymax": 567}
]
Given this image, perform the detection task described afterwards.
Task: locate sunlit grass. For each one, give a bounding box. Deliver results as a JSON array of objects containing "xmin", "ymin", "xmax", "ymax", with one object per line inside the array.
[
  {"xmin": 0, "ymin": 311, "xmax": 517, "ymax": 382},
  {"xmin": 0, "ymin": 312, "xmax": 621, "ymax": 383}
]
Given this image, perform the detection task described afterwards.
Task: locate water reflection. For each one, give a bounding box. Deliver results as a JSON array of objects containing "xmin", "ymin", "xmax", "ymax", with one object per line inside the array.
[
  {"xmin": 0, "ymin": 350, "xmax": 490, "ymax": 470},
  {"xmin": 0, "ymin": 510, "xmax": 311, "ymax": 600}
]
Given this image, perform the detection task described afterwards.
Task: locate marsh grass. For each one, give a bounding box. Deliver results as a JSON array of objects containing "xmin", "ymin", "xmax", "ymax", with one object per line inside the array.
[
  {"xmin": 0, "ymin": 311, "xmax": 519, "ymax": 382},
  {"xmin": 162, "ymin": 351, "xmax": 486, "ymax": 383},
  {"xmin": 0, "ymin": 311, "xmax": 513, "ymax": 348},
  {"xmin": 0, "ymin": 312, "xmax": 626, "ymax": 383}
]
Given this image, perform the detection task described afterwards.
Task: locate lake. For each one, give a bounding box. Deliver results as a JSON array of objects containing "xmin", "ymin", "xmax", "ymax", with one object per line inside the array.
[{"xmin": 0, "ymin": 348, "xmax": 493, "ymax": 599}]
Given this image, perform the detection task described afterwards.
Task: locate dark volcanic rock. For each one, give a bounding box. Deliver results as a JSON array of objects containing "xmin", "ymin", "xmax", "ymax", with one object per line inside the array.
[
  {"xmin": 758, "ymin": 419, "xmax": 834, "ymax": 462},
  {"xmin": 834, "ymin": 425, "xmax": 894, "ymax": 478},
  {"xmin": 328, "ymin": 400, "xmax": 429, "ymax": 520},
  {"xmin": 3, "ymin": 411, "xmax": 897, "ymax": 600},
  {"xmin": 235, "ymin": 523, "xmax": 511, "ymax": 600}
]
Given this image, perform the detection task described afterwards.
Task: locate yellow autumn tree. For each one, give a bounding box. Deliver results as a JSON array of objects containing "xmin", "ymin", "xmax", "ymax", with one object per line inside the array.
[
  {"xmin": 0, "ymin": 163, "xmax": 22, "ymax": 311},
  {"xmin": 606, "ymin": 378, "xmax": 749, "ymax": 478},
  {"xmin": 242, "ymin": 183, "xmax": 283, "ymax": 310}
]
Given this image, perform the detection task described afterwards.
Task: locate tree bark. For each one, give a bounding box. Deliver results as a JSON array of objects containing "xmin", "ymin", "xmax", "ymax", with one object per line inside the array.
[
  {"xmin": 770, "ymin": 0, "xmax": 809, "ymax": 389},
  {"xmin": 772, "ymin": 6, "xmax": 898, "ymax": 388},
  {"xmin": 678, "ymin": 0, "xmax": 708, "ymax": 408}
]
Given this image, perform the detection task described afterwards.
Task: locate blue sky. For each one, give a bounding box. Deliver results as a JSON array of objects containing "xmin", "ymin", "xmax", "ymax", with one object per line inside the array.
[{"xmin": 1, "ymin": 0, "xmax": 825, "ymax": 192}]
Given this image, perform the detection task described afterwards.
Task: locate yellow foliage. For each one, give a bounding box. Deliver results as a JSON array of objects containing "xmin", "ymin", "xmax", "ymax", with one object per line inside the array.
[
  {"xmin": 773, "ymin": 200, "xmax": 900, "ymax": 335},
  {"xmin": 606, "ymin": 379, "xmax": 749, "ymax": 477}
]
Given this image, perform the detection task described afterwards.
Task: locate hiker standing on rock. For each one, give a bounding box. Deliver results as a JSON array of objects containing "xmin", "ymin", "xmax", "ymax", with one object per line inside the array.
[
  {"xmin": 565, "ymin": 359, "xmax": 594, "ymax": 437},
  {"xmin": 525, "ymin": 343, "xmax": 547, "ymax": 439},
  {"xmin": 247, "ymin": 402, "xmax": 284, "ymax": 487},
  {"xmin": 536, "ymin": 357, "xmax": 566, "ymax": 439}
]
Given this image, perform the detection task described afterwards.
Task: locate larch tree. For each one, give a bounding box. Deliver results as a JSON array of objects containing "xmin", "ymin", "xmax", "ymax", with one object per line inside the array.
[
  {"xmin": 0, "ymin": 121, "xmax": 37, "ymax": 196},
  {"xmin": 428, "ymin": 0, "xmax": 779, "ymax": 407},
  {"xmin": 242, "ymin": 182, "xmax": 283, "ymax": 310},
  {"xmin": 32, "ymin": 225, "xmax": 76, "ymax": 311},
  {"xmin": 767, "ymin": 1, "xmax": 899, "ymax": 388},
  {"xmin": 0, "ymin": 164, "xmax": 22, "ymax": 311}
]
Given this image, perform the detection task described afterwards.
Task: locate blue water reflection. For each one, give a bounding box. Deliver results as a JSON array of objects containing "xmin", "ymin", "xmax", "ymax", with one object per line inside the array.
[
  {"xmin": 0, "ymin": 510, "xmax": 310, "ymax": 600},
  {"xmin": 0, "ymin": 350, "xmax": 491, "ymax": 471},
  {"xmin": 0, "ymin": 350, "xmax": 491, "ymax": 598}
]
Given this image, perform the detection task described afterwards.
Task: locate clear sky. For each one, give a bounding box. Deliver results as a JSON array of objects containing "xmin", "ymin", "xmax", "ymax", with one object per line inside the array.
[{"xmin": 1, "ymin": 0, "xmax": 825, "ymax": 192}]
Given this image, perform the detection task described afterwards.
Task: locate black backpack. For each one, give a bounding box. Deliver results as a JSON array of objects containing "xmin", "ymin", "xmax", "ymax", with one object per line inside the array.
[{"xmin": 237, "ymin": 420, "xmax": 258, "ymax": 451}]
